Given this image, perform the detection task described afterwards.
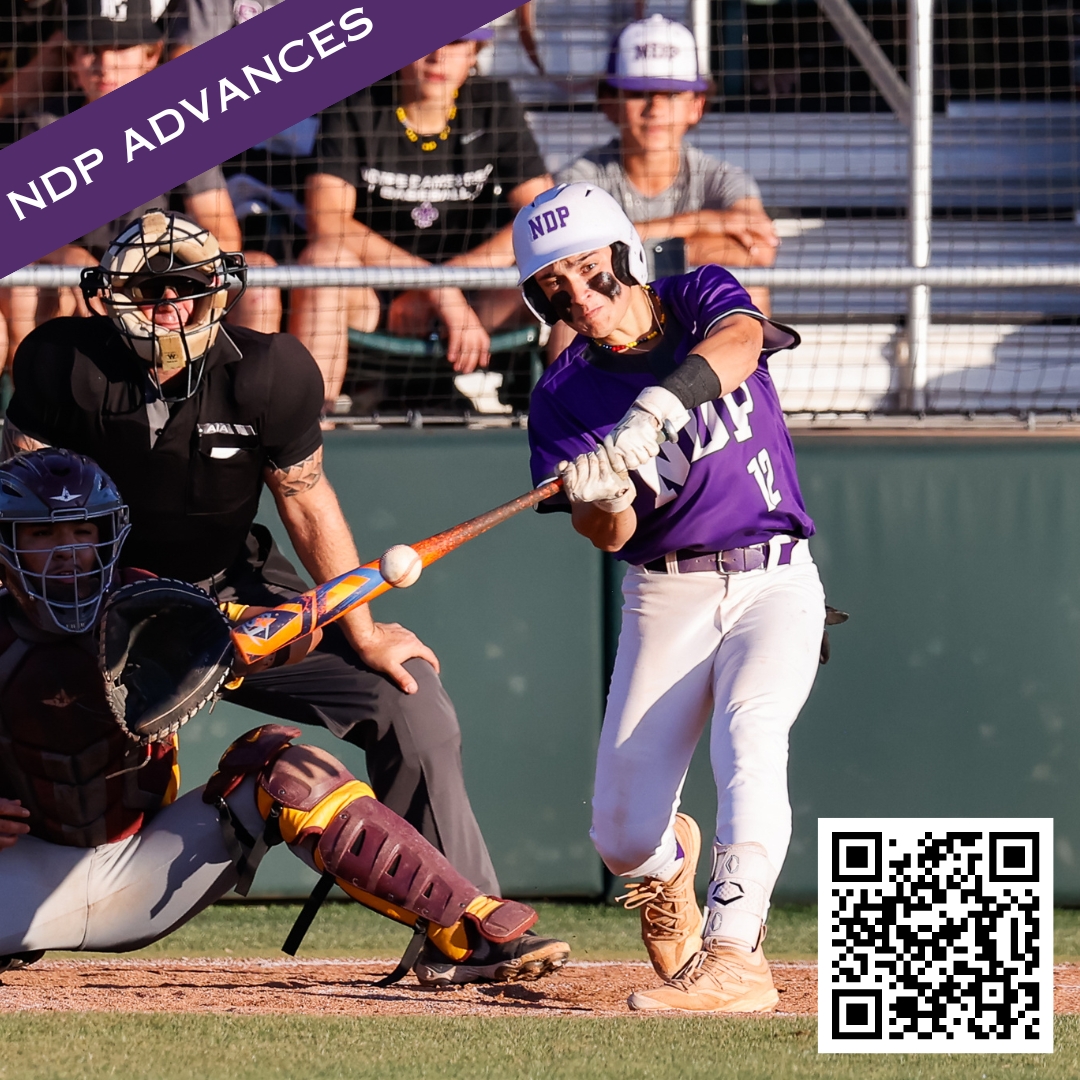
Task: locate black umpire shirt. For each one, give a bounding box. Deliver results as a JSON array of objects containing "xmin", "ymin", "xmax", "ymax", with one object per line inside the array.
[{"xmin": 7, "ymin": 317, "xmax": 324, "ymax": 583}]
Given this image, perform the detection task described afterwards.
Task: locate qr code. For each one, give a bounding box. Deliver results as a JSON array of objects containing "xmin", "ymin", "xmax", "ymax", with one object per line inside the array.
[{"xmin": 818, "ymin": 819, "xmax": 1053, "ymax": 1054}]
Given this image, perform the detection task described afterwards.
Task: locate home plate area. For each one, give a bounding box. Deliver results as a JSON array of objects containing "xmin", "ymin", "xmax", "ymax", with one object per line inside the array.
[
  {"xmin": 5, "ymin": 961, "xmax": 1080, "ymax": 1018},
  {"xmin": 0, "ymin": 959, "xmax": 818, "ymax": 1017}
]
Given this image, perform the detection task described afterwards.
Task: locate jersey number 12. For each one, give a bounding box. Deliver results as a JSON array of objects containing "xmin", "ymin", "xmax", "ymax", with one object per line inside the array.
[{"xmin": 746, "ymin": 449, "xmax": 782, "ymax": 511}]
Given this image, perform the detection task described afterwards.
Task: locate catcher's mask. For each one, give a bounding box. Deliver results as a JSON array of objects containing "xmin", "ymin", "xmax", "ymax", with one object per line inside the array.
[
  {"xmin": 80, "ymin": 210, "xmax": 247, "ymax": 402},
  {"xmin": 0, "ymin": 449, "xmax": 131, "ymax": 635}
]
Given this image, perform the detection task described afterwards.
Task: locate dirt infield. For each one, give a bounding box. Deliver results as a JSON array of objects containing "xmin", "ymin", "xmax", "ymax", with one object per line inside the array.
[{"xmin": 1, "ymin": 960, "xmax": 1077, "ymax": 1017}]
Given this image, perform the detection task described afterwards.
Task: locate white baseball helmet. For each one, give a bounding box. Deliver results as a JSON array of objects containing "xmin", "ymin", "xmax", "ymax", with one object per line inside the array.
[{"xmin": 512, "ymin": 183, "xmax": 648, "ymax": 324}]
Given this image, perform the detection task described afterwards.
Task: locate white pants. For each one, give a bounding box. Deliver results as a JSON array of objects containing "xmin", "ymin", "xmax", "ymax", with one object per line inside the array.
[
  {"xmin": 0, "ymin": 781, "xmax": 265, "ymax": 955},
  {"xmin": 591, "ymin": 552, "xmax": 825, "ymax": 879}
]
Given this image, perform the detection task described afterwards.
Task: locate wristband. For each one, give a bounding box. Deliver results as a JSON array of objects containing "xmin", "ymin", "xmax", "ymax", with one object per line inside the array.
[{"xmin": 660, "ymin": 354, "xmax": 722, "ymax": 410}]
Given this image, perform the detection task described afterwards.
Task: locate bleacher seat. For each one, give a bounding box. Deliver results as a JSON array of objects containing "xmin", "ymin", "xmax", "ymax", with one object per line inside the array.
[
  {"xmin": 524, "ymin": 106, "xmax": 1080, "ymax": 213},
  {"xmin": 520, "ymin": 100, "xmax": 1080, "ymax": 415},
  {"xmin": 345, "ymin": 326, "xmax": 544, "ymax": 417}
]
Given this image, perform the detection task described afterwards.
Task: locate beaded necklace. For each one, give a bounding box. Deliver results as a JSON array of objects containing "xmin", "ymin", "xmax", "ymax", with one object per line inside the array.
[
  {"xmin": 396, "ymin": 90, "xmax": 458, "ymax": 152},
  {"xmin": 591, "ymin": 285, "xmax": 665, "ymax": 353}
]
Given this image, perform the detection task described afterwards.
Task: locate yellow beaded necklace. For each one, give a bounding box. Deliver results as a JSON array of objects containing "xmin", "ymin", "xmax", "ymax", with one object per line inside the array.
[{"xmin": 396, "ymin": 90, "xmax": 458, "ymax": 152}]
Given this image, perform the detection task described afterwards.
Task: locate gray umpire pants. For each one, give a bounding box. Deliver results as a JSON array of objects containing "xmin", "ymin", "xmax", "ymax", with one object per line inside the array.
[
  {"xmin": 0, "ymin": 783, "xmax": 264, "ymax": 955},
  {"xmin": 202, "ymin": 526, "xmax": 500, "ymax": 897}
]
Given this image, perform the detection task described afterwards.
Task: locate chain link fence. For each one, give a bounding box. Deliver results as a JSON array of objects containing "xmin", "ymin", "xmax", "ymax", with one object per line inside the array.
[{"xmin": 2, "ymin": 1, "xmax": 1078, "ymax": 422}]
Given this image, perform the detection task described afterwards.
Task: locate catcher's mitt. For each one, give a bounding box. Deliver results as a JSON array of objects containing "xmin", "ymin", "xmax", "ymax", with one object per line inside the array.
[{"xmin": 99, "ymin": 578, "xmax": 234, "ymax": 745}]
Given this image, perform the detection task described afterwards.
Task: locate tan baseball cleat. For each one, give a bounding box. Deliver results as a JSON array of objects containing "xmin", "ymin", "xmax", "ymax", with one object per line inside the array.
[
  {"xmin": 618, "ymin": 813, "xmax": 704, "ymax": 980},
  {"xmin": 626, "ymin": 940, "xmax": 780, "ymax": 1013}
]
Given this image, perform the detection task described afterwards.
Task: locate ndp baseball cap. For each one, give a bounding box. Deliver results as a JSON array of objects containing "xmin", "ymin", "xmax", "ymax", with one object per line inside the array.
[
  {"xmin": 66, "ymin": 0, "xmax": 163, "ymax": 47},
  {"xmin": 604, "ymin": 14, "xmax": 708, "ymax": 93}
]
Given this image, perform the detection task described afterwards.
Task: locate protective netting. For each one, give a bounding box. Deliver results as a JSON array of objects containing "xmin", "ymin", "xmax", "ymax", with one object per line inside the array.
[{"xmin": 1, "ymin": 1, "xmax": 1078, "ymax": 422}]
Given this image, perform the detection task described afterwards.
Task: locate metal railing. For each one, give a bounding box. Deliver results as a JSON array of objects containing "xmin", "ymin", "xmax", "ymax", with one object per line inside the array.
[{"xmin": 5, "ymin": 265, "xmax": 1080, "ymax": 289}]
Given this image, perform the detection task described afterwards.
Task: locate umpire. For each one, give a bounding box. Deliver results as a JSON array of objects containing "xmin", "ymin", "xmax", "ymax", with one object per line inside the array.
[{"xmin": 2, "ymin": 209, "xmax": 500, "ymax": 894}]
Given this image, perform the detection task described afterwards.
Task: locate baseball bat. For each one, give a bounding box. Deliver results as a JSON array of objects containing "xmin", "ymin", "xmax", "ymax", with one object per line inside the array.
[{"xmin": 231, "ymin": 478, "xmax": 563, "ymax": 665}]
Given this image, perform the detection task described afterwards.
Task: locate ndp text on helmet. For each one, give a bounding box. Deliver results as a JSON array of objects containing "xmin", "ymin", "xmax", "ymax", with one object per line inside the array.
[
  {"xmin": 513, "ymin": 184, "xmax": 648, "ymax": 285},
  {"xmin": 512, "ymin": 184, "xmax": 649, "ymax": 323},
  {"xmin": 80, "ymin": 211, "xmax": 247, "ymax": 401},
  {"xmin": 0, "ymin": 449, "xmax": 131, "ymax": 635}
]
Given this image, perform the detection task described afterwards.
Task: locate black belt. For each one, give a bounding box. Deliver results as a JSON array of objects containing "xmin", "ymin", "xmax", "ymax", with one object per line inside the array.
[
  {"xmin": 642, "ymin": 540, "xmax": 800, "ymax": 575},
  {"xmin": 194, "ymin": 526, "xmax": 279, "ymax": 596}
]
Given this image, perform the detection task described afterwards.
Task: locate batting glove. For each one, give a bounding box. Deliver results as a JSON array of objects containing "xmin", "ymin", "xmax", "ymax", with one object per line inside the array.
[
  {"xmin": 557, "ymin": 446, "xmax": 634, "ymax": 513},
  {"xmin": 606, "ymin": 386, "xmax": 691, "ymax": 470}
]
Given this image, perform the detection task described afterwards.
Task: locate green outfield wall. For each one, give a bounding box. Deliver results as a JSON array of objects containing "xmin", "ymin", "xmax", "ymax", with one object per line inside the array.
[{"xmin": 177, "ymin": 430, "xmax": 1080, "ymax": 902}]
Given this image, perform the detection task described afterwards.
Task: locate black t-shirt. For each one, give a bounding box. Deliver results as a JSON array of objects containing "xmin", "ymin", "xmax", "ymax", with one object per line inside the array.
[
  {"xmin": 316, "ymin": 76, "xmax": 547, "ymax": 262},
  {"xmin": 7, "ymin": 318, "xmax": 323, "ymax": 582},
  {"xmin": 0, "ymin": 0, "xmax": 62, "ymax": 84}
]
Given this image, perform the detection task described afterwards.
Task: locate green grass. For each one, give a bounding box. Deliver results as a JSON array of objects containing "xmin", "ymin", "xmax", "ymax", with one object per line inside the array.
[
  {"xmin": 10, "ymin": 904, "xmax": 1080, "ymax": 1078},
  {"xmin": 0, "ymin": 1014, "xmax": 1074, "ymax": 1080},
  {"xmin": 59, "ymin": 900, "xmax": 818, "ymax": 963},
  {"xmin": 57, "ymin": 902, "xmax": 1080, "ymax": 964},
  {"xmin": 1053, "ymin": 909, "xmax": 1080, "ymax": 962}
]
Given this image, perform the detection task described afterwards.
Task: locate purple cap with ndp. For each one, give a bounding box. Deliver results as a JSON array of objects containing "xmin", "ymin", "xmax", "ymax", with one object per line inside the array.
[
  {"xmin": 458, "ymin": 25, "xmax": 494, "ymax": 41},
  {"xmin": 604, "ymin": 14, "xmax": 708, "ymax": 92}
]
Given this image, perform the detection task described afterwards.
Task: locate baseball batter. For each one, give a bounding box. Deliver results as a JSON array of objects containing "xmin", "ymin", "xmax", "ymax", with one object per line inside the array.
[
  {"xmin": 0, "ymin": 449, "xmax": 569, "ymax": 987},
  {"xmin": 514, "ymin": 183, "xmax": 825, "ymax": 1011}
]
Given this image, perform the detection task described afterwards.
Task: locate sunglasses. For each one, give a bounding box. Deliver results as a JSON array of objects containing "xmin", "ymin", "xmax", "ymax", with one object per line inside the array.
[{"xmin": 127, "ymin": 275, "xmax": 210, "ymax": 301}]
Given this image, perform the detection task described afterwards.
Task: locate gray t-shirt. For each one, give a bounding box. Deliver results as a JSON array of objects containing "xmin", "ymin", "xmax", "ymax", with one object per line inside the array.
[
  {"xmin": 75, "ymin": 166, "xmax": 228, "ymax": 258},
  {"xmin": 555, "ymin": 140, "xmax": 760, "ymax": 222},
  {"xmin": 170, "ymin": 0, "xmax": 285, "ymax": 48}
]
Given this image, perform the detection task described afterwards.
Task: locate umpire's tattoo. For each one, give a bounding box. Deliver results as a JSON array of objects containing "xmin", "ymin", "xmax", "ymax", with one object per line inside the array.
[
  {"xmin": 0, "ymin": 420, "xmax": 49, "ymax": 463},
  {"xmin": 271, "ymin": 448, "xmax": 324, "ymax": 497}
]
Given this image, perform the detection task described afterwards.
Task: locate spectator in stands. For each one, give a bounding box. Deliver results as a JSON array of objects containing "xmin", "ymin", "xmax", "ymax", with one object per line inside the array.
[
  {"xmin": 2, "ymin": 0, "xmax": 278, "ymax": 368},
  {"xmin": 0, "ymin": 0, "xmax": 65, "ymax": 120},
  {"xmin": 164, "ymin": 0, "xmax": 283, "ymax": 57},
  {"xmin": 290, "ymin": 28, "xmax": 553, "ymax": 411},
  {"xmin": 0, "ymin": 0, "xmax": 68, "ymax": 369},
  {"xmin": 163, "ymin": 1, "xmax": 320, "ymax": 301},
  {"xmin": 552, "ymin": 14, "xmax": 779, "ymax": 359}
]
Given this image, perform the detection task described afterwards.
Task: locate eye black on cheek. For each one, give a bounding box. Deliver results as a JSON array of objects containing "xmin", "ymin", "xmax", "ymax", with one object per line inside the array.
[
  {"xmin": 551, "ymin": 291, "xmax": 574, "ymax": 320},
  {"xmin": 588, "ymin": 272, "xmax": 621, "ymax": 301}
]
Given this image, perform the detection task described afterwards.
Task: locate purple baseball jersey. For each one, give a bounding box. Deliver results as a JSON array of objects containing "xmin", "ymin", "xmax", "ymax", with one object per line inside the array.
[{"xmin": 528, "ymin": 264, "xmax": 814, "ymax": 565}]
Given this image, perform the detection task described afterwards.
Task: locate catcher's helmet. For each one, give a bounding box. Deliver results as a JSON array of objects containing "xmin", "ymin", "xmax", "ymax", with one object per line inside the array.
[
  {"xmin": 80, "ymin": 210, "xmax": 247, "ymax": 401},
  {"xmin": 512, "ymin": 183, "xmax": 648, "ymax": 325},
  {"xmin": 0, "ymin": 449, "xmax": 131, "ymax": 635}
]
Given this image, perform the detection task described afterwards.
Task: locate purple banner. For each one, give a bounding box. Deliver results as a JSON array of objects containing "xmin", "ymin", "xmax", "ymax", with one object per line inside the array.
[{"xmin": 0, "ymin": 0, "xmax": 519, "ymax": 277}]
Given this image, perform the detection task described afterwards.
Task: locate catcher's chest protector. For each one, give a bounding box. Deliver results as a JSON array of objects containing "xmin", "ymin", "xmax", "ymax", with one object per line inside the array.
[{"xmin": 0, "ymin": 619, "xmax": 176, "ymax": 847}]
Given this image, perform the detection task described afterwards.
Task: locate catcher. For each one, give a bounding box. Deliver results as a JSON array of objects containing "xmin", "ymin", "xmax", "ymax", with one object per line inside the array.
[{"xmin": 0, "ymin": 448, "xmax": 569, "ymax": 986}]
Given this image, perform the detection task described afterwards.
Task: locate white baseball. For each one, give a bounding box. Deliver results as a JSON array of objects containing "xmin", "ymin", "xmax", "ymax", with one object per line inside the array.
[{"xmin": 379, "ymin": 544, "xmax": 423, "ymax": 588}]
